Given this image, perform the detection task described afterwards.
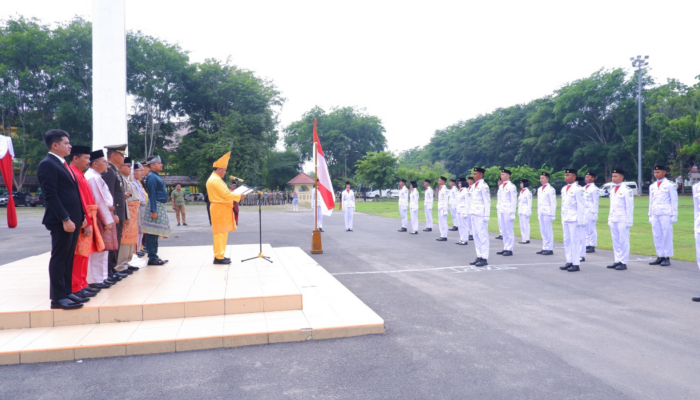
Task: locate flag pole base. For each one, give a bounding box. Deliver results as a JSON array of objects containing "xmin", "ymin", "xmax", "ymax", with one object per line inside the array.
[{"xmin": 311, "ymin": 229, "xmax": 323, "ymax": 254}]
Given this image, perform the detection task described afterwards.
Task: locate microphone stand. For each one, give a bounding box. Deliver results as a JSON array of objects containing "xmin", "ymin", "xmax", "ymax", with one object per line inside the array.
[{"xmin": 242, "ymin": 190, "xmax": 272, "ymax": 263}]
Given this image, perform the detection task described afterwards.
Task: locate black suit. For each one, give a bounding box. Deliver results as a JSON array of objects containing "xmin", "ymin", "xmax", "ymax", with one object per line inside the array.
[
  {"xmin": 102, "ymin": 163, "xmax": 127, "ymax": 274},
  {"xmin": 37, "ymin": 153, "xmax": 85, "ymax": 300}
]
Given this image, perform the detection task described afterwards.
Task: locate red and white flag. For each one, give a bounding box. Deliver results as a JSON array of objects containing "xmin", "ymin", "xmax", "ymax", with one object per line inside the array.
[{"xmin": 313, "ymin": 118, "xmax": 335, "ymax": 216}]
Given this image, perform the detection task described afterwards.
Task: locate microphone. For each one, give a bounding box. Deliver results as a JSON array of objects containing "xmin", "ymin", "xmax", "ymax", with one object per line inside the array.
[{"xmin": 229, "ymin": 176, "xmax": 244, "ymax": 182}]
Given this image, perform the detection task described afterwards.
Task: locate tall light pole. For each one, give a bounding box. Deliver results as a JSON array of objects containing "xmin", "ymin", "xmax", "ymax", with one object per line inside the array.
[{"xmin": 631, "ymin": 55, "xmax": 649, "ymax": 194}]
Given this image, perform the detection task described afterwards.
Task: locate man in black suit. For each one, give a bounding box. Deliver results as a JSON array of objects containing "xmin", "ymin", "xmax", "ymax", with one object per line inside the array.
[
  {"xmin": 37, "ymin": 130, "xmax": 89, "ymax": 310},
  {"xmin": 102, "ymin": 144, "xmax": 131, "ymax": 281}
]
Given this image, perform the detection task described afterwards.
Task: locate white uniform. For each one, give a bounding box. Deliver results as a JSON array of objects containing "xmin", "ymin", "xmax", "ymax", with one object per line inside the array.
[
  {"xmin": 448, "ymin": 185, "xmax": 458, "ymax": 228},
  {"xmin": 582, "ymin": 182, "xmax": 600, "ymax": 248},
  {"xmin": 342, "ymin": 189, "xmax": 355, "ymax": 230},
  {"xmin": 424, "ymin": 186, "xmax": 434, "ymax": 229},
  {"xmin": 497, "ymin": 180, "xmax": 517, "ymax": 251},
  {"xmin": 469, "ymin": 179, "xmax": 491, "ymax": 259},
  {"xmin": 517, "ymin": 187, "xmax": 532, "ymax": 241},
  {"xmin": 561, "ymin": 183, "xmax": 585, "ymax": 266},
  {"xmin": 437, "ymin": 185, "xmax": 449, "ymax": 237},
  {"xmin": 85, "ymin": 168, "xmax": 114, "ymax": 284},
  {"xmin": 608, "ymin": 184, "xmax": 634, "ymax": 265},
  {"xmin": 649, "ymin": 178, "xmax": 678, "ymax": 258},
  {"xmin": 537, "ymin": 183, "xmax": 557, "ymax": 251},
  {"xmin": 311, "ymin": 191, "xmax": 323, "ymax": 228},
  {"xmin": 456, "ymin": 186, "xmax": 470, "ymax": 243},
  {"xmin": 464, "ymin": 183, "xmax": 473, "ymax": 237},
  {"xmin": 398, "ymin": 186, "xmax": 409, "ymax": 229},
  {"xmin": 692, "ymin": 182, "xmax": 700, "ymax": 271},
  {"xmin": 409, "ymin": 187, "xmax": 420, "ymax": 232}
]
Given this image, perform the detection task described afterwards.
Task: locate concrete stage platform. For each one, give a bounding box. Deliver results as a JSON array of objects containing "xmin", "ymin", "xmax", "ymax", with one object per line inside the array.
[{"xmin": 0, "ymin": 245, "xmax": 384, "ymax": 365}]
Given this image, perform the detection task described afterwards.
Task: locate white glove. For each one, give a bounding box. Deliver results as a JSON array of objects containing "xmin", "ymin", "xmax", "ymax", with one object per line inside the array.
[
  {"xmin": 551, "ymin": 214, "xmax": 556, "ymax": 221},
  {"xmin": 509, "ymin": 213, "xmax": 515, "ymax": 221},
  {"xmin": 626, "ymin": 223, "xmax": 633, "ymax": 229},
  {"xmin": 671, "ymin": 216, "xmax": 678, "ymax": 223},
  {"xmin": 484, "ymin": 216, "xmax": 490, "ymax": 222},
  {"xmin": 608, "ymin": 221, "xmax": 613, "ymax": 227},
  {"xmin": 648, "ymin": 217, "xmax": 652, "ymax": 224}
]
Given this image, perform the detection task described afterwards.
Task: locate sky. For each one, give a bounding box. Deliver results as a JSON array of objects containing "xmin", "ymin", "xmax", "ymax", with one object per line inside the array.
[{"xmin": 3, "ymin": 0, "xmax": 700, "ymax": 154}]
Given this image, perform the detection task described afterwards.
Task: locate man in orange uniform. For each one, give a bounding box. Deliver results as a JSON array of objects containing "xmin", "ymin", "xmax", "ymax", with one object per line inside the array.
[{"xmin": 206, "ymin": 152, "xmax": 246, "ymax": 264}]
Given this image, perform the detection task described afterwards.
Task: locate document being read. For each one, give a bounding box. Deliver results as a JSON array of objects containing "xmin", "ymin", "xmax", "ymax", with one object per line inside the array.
[{"xmin": 232, "ymin": 184, "xmax": 255, "ymax": 195}]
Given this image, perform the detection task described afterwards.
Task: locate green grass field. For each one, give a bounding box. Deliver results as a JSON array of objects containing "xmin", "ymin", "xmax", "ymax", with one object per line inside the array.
[{"xmin": 351, "ymin": 196, "xmax": 697, "ymax": 262}]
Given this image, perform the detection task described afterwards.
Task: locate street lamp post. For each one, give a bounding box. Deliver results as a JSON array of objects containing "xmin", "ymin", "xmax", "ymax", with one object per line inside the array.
[{"xmin": 631, "ymin": 55, "xmax": 649, "ymax": 195}]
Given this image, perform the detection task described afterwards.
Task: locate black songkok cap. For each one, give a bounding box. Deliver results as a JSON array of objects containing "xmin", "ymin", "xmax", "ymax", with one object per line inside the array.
[
  {"xmin": 467, "ymin": 176, "xmax": 474, "ymax": 180},
  {"xmin": 450, "ymin": 178, "xmax": 456, "ymax": 183},
  {"xmin": 501, "ymin": 168, "xmax": 512, "ymax": 175},
  {"xmin": 473, "ymin": 167, "xmax": 485, "ymax": 173},
  {"xmin": 69, "ymin": 145, "xmax": 91, "ymax": 157},
  {"xmin": 613, "ymin": 168, "xmax": 625, "ymax": 175},
  {"xmin": 521, "ymin": 179, "xmax": 530, "ymax": 187},
  {"xmin": 90, "ymin": 150, "xmax": 105, "ymax": 161},
  {"xmin": 439, "ymin": 176, "xmax": 447, "ymax": 182},
  {"xmin": 654, "ymin": 165, "xmax": 666, "ymax": 171},
  {"xmin": 540, "ymin": 172, "xmax": 551, "ymax": 177},
  {"xmin": 565, "ymin": 168, "xmax": 577, "ymax": 175},
  {"xmin": 123, "ymin": 157, "xmax": 132, "ymax": 165},
  {"xmin": 586, "ymin": 171, "xmax": 596, "ymax": 178}
]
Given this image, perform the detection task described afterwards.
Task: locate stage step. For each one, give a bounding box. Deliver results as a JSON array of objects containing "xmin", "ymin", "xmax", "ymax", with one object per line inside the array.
[{"xmin": 0, "ymin": 246, "xmax": 385, "ymax": 364}]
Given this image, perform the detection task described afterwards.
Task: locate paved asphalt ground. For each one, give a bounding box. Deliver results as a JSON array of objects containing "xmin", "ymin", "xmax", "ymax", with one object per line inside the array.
[{"xmin": 1, "ymin": 205, "xmax": 699, "ymax": 399}]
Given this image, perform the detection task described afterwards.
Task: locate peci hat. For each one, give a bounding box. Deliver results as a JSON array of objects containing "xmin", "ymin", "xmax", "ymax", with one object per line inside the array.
[
  {"xmin": 473, "ymin": 167, "xmax": 485, "ymax": 173},
  {"xmin": 89, "ymin": 150, "xmax": 105, "ymax": 161},
  {"xmin": 565, "ymin": 168, "xmax": 578, "ymax": 175},
  {"xmin": 501, "ymin": 168, "xmax": 512, "ymax": 175},
  {"xmin": 467, "ymin": 176, "xmax": 474, "ymax": 180},
  {"xmin": 540, "ymin": 172, "xmax": 550, "ymax": 177},
  {"xmin": 612, "ymin": 168, "xmax": 625, "ymax": 175},
  {"xmin": 585, "ymin": 171, "xmax": 596, "ymax": 178},
  {"xmin": 439, "ymin": 176, "xmax": 447, "ymax": 182},
  {"xmin": 654, "ymin": 165, "xmax": 667, "ymax": 171},
  {"xmin": 450, "ymin": 178, "xmax": 456, "ymax": 183},
  {"xmin": 69, "ymin": 145, "xmax": 91, "ymax": 157},
  {"xmin": 123, "ymin": 157, "xmax": 132, "ymax": 165}
]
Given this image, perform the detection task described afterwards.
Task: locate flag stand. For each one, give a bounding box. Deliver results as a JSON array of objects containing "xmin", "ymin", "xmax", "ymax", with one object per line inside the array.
[
  {"xmin": 311, "ymin": 140, "xmax": 323, "ymax": 254},
  {"xmin": 242, "ymin": 191, "xmax": 273, "ymax": 263}
]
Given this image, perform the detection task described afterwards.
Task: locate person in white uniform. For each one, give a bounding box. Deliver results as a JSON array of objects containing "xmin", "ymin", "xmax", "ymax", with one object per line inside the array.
[
  {"xmin": 409, "ymin": 181, "xmax": 420, "ymax": 234},
  {"xmin": 692, "ymin": 180, "xmax": 700, "ymax": 302},
  {"xmin": 84, "ymin": 150, "xmax": 115, "ymax": 286},
  {"xmin": 559, "ymin": 169, "xmax": 586, "ymax": 272},
  {"xmin": 455, "ymin": 178, "xmax": 470, "ymax": 245},
  {"xmin": 397, "ymin": 179, "xmax": 409, "ymax": 232},
  {"xmin": 517, "ymin": 179, "xmax": 532, "ymax": 244},
  {"xmin": 576, "ymin": 176, "xmax": 588, "ymax": 263},
  {"xmin": 648, "ymin": 164, "xmax": 678, "ymax": 267},
  {"xmin": 436, "ymin": 176, "xmax": 449, "ymax": 241},
  {"xmin": 536, "ymin": 172, "xmax": 557, "ymax": 256},
  {"xmin": 465, "ymin": 176, "xmax": 475, "ymax": 241},
  {"xmin": 341, "ymin": 181, "xmax": 355, "ymax": 232},
  {"xmin": 448, "ymin": 179, "xmax": 459, "ymax": 231},
  {"xmin": 495, "ymin": 178, "xmax": 504, "ymax": 240},
  {"xmin": 423, "ymin": 179, "xmax": 434, "ymax": 232},
  {"xmin": 496, "ymin": 169, "xmax": 517, "ymax": 256},
  {"xmin": 607, "ymin": 168, "xmax": 634, "ymax": 271},
  {"xmin": 311, "ymin": 188, "xmax": 323, "ymax": 232},
  {"xmin": 582, "ymin": 172, "xmax": 600, "ymax": 253},
  {"xmin": 468, "ymin": 167, "xmax": 490, "ymax": 266}
]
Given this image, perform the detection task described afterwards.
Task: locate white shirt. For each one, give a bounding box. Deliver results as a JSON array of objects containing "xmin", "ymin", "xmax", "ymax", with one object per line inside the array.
[
  {"xmin": 448, "ymin": 185, "xmax": 458, "ymax": 207},
  {"xmin": 398, "ymin": 186, "xmax": 409, "ymax": 208},
  {"xmin": 582, "ymin": 183, "xmax": 600, "ymax": 220},
  {"xmin": 342, "ymin": 189, "xmax": 355, "ymax": 209},
  {"xmin": 693, "ymin": 182, "xmax": 700, "ymax": 233},
  {"xmin": 410, "ymin": 188, "xmax": 419, "ymax": 211},
  {"xmin": 537, "ymin": 183, "xmax": 557, "ymax": 217},
  {"xmin": 608, "ymin": 184, "xmax": 634, "ymax": 225},
  {"xmin": 437, "ymin": 185, "xmax": 448, "ymax": 211},
  {"xmin": 457, "ymin": 187, "xmax": 469, "ymax": 214},
  {"xmin": 424, "ymin": 186, "xmax": 434, "ymax": 208},
  {"xmin": 648, "ymin": 178, "xmax": 678, "ymax": 217},
  {"xmin": 85, "ymin": 168, "xmax": 114, "ymax": 225},
  {"xmin": 560, "ymin": 183, "xmax": 585, "ymax": 224},
  {"xmin": 468, "ymin": 179, "xmax": 491, "ymax": 218},
  {"xmin": 518, "ymin": 188, "xmax": 532, "ymax": 216},
  {"xmin": 496, "ymin": 180, "xmax": 517, "ymax": 214}
]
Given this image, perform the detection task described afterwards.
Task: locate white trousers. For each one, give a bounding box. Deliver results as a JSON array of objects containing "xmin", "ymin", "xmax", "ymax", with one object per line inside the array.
[
  {"xmin": 498, "ymin": 212, "xmax": 514, "ymax": 251},
  {"xmin": 651, "ymin": 215, "xmax": 674, "ymax": 257},
  {"xmin": 585, "ymin": 217, "xmax": 597, "ymax": 246},
  {"xmin": 497, "ymin": 213, "xmax": 503, "ymax": 235},
  {"xmin": 410, "ymin": 208, "xmax": 419, "ymax": 232},
  {"xmin": 562, "ymin": 221, "xmax": 580, "ymax": 265},
  {"xmin": 519, "ymin": 214, "xmax": 530, "ymax": 241},
  {"xmin": 579, "ymin": 225, "xmax": 586, "ymax": 259},
  {"xmin": 457, "ymin": 213, "xmax": 470, "ymax": 242},
  {"xmin": 465, "ymin": 214, "xmax": 472, "ymax": 235},
  {"xmin": 315, "ymin": 206, "xmax": 323, "ymax": 228},
  {"xmin": 87, "ymin": 251, "xmax": 109, "ymax": 284},
  {"xmin": 424, "ymin": 205, "xmax": 433, "ymax": 228},
  {"xmin": 471, "ymin": 216, "xmax": 489, "ymax": 258},
  {"xmin": 695, "ymin": 231, "xmax": 700, "ymax": 271},
  {"xmin": 450, "ymin": 206, "xmax": 457, "ymax": 227},
  {"xmin": 610, "ymin": 221, "xmax": 630, "ymax": 264},
  {"xmin": 538, "ymin": 214, "xmax": 554, "ymax": 250},
  {"xmin": 400, "ymin": 206, "xmax": 408, "ymax": 228},
  {"xmin": 438, "ymin": 209, "xmax": 448, "ymax": 237},
  {"xmin": 292, "ymin": 202, "xmax": 298, "ymax": 211},
  {"xmin": 344, "ymin": 207, "xmax": 354, "ymax": 230}
]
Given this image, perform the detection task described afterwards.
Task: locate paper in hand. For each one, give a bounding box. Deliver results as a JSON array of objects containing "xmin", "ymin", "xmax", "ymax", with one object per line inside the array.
[{"xmin": 232, "ymin": 184, "xmax": 255, "ymax": 195}]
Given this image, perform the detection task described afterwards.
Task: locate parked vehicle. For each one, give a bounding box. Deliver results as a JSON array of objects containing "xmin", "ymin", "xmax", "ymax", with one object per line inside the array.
[
  {"xmin": 185, "ymin": 193, "xmax": 204, "ymax": 202},
  {"xmin": 27, "ymin": 194, "xmax": 44, "ymax": 207},
  {"xmin": 12, "ymin": 191, "xmax": 32, "ymax": 207},
  {"xmin": 0, "ymin": 196, "xmax": 7, "ymax": 206},
  {"xmin": 599, "ymin": 181, "xmax": 638, "ymax": 197},
  {"xmin": 365, "ymin": 189, "xmax": 394, "ymax": 199}
]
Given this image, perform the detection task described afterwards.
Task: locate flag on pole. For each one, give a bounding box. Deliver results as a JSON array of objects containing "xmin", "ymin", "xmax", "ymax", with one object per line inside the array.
[{"xmin": 313, "ymin": 118, "xmax": 335, "ymax": 216}]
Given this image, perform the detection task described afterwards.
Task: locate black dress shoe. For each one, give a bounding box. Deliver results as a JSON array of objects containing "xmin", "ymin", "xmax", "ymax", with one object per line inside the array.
[
  {"xmin": 51, "ymin": 298, "xmax": 83, "ymax": 310},
  {"xmin": 177, "ymin": 223, "xmax": 181, "ymax": 226},
  {"xmin": 519, "ymin": 241, "xmax": 530, "ymax": 244},
  {"xmin": 213, "ymin": 258, "xmax": 232, "ymax": 264},
  {"xmin": 470, "ymin": 258, "xmax": 481, "ymax": 265},
  {"xmin": 183, "ymin": 223, "xmax": 187, "ymax": 226},
  {"xmin": 660, "ymin": 257, "xmax": 671, "ymax": 266},
  {"xmin": 455, "ymin": 241, "xmax": 468, "ymax": 245},
  {"xmin": 560, "ymin": 263, "xmax": 573, "ymax": 270},
  {"xmin": 436, "ymin": 237, "xmax": 447, "ymax": 241},
  {"xmin": 586, "ymin": 246, "xmax": 595, "ymax": 253},
  {"xmin": 475, "ymin": 259, "xmax": 488, "ymax": 267},
  {"xmin": 103, "ymin": 279, "xmax": 116, "ymax": 285},
  {"xmin": 580, "ymin": 257, "xmax": 585, "ymax": 262},
  {"xmin": 147, "ymin": 259, "xmax": 166, "ymax": 265},
  {"xmin": 567, "ymin": 265, "xmax": 580, "ymax": 272},
  {"xmin": 109, "ymin": 274, "xmax": 123, "ymax": 281},
  {"xmin": 157, "ymin": 258, "xmax": 169, "ymax": 264},
  {"xmin": 536, "ymin": 250, "xmax": 544, "ymax": 254},
  {"xmin": 409, "ymin": 231, "xmax": 418, "ymax": 235},
  {"xmin": 495, "ymin": 235, "xmax": 503, "ymax": 240},
  {"xmin": 119, "ymin": 269, "xmax": 133, "ymax": 275},
  {"xmin": 67, "ymin": 293, "xmax": 90, "ymax": 303},
  {"xmin": 127, "ymin": 266, "xmax": 140, "ymax": 271},
  {"xmin": 649, "ymin": 257, "xmax": 663, "ymax": 265},
  {"xmin": 468, "ymin": 235, "xmax": 474, "ymax": 241},
  {"xmin": 503, "ymin": 251, "xmax": 513, "ymax": 256},
  {"xmin": 692, "ymin": 297, "xmax": 700, "ymax": 302},
  {"xmin": 75, "ymin": 289, "xmax": 96, "ymax": 298},
  {"xmin": 319, "ymin": 228, "xmax": 324, "ymax": 232},
  {"xmin": 615, "ymin": 264, "xmax": 627, "ymax": 270},
  {"xmin": 544, "ymin": 250, "xmax": 554, "ymax": 255},
  {"xmin": 424, "ymin": 228, "xmax": 433, "ymax": 232},
  {"xmin": 398, "ymin": 228, "xmax": 408, "ymax": 232},
  {"xmin": 83, "ymin": 287, "xmax": 100, "ymax": 294},
  {"xmin": 450, "ymin": 226, "xmax": 459, "ymax": 231},
  {"xmin": 607, "ymin": 262, "xmax": 621, "ymax": 269},
  {"xmin": 496, "ymin": 250, "xmax": 505, "ymax": 255},
  {"xmin": 348, "ymin": 229, "xmax": 353, "ymax": 232},
  {"xmin": 89, "ymin": 283, "xmax": 110, "ymax": 289}
]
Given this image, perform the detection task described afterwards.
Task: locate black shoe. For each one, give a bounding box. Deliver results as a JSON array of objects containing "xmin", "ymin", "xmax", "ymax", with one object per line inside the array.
[
  {"xmin": 475, "ymin": 259, "xmax": 488, "ymax": 267},
  {"xmin": 455, "ymin": 241, "xmax": 467, "ymax": 245},
  {"xmin": 692, "ymin": 297, "xmax": 700, "ymax": 302},
  {"xmin": 319, "ymin": 228, "xmax": 324, "ymax": 232},
  {"xmin": 348, "ymin": 229, "xmax": 353, "ymax": 232},
  {"xmin": 536, "ymin": 250, "xmax": 544, "ymax": 254},
  {"xmin": 109, "ymin": 274, "xmax": 123, "ymax": 281},
  {"xmin": 567, "ymin": 265, "xmax": 580, "ymax": 272},
  {"xmin": 90, "ymin": 283, "xmax": 110, "ymax": 289},
  {"xmin": 213, "ymin": 258, "xmax": 232, "ymax": 264},
  {"xmin": 409, "ymin": 231, "xmax": 418, "ymax": 235},
  {"xmin": 560, "ymin": 263, "xmax": 573, "ymax": 270},
  {"xmin": 519, "ymin": 241, "xmax": 530, "ymax": 244},
  {"xmin": 103, "ymin": 279, "xmax": 116, "ymax": 285},
  {"xmin": 83, "ymin": 287, "xmax": 100, "ymax": 294},
  {"xmin": 127, "ymin": 266, "xmax": 140, "ymax": 271},
  {"xmin": 147, "ymin": 259, "xmax": 166, "ymax": 266},
  {"xmin": 222, "ymin": 257, "xmax": 231, "ymax": 262},
  {"xmin": 177, "ymin": 223, "xmax": 181, "ymax": 226},
  {"xmin": 423, "ymin": 228, "xmax": 433, "ymax": 232},
  {"xmin": 157, "ymin": 258, "xmax": 169, "ymax": 264},
  {"xmin": 468, "ymin": 235, "xmax": 474, "ymax": 241},
  {"xmin": 580, "ymin": 257, "xmax": 585, "ymax": 262},
  {"xmin": 615, "ymin": 264, "xmax": 627, "ymax": 270},
  {"xmin": 586, "ymin": 246, "xmax": 595, "ymax": 253},
  {"xmin": 660, "ymin": 257, "xmax": 671, "ymax": 266},
  {"xmin": 649, "ymin": 257, "xmax": 663, "ymax": 265},
  {"xmin": 450, "ymin": 226, "xmax": 458, "ymax": 231},
  {"xmin": 470, "ymin": 258, "xmax": 481, "ymax": 265},
  {"xmin": 502, "ymin": 251, "xmax": 513, "ymax": 256},
  {"xmin": 496, "ymin": 250, "xmax": 505, "ymax": 255},
  {"xmin": 398, "ymin": 228, "xmax": 408, "ymax": 232},
  {"xmin": 51, "ymin": 298, "xmax": 83, "ymax": 310},
  {"xmin": 67, "ymin": 293, "xmax": 90, "ymax": 303},
  {"xmin": 436, "ymin": 237, "xmax": 447, "ymax": 241},
  {"xmin": 544, "ymin": 250, "xmax": 554, "ymax": 255},
  {"xmin": 607, "ymin": 262, "xmax": 621, "ymax": 269},
  {"xmin": 495, "ymin": 235, "xmax": 503, "ymax": 240},
  {"xmin": 119, "ymin": 269, "xmax": 133, "ymax": 275},
  {"xmin": 75, "ymin": 289, "xmax": 96, "ymax": 298},
  {"xmin": 183, "ymin": 223, "xmax": 187, "ymax": 226}
]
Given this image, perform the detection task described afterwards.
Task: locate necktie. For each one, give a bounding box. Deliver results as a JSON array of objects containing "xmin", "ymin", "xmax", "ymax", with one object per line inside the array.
[
  {"xmin": 63, "ymin": 162, "xmax": 75, "ymax": 181},
  {"xmin": 586, "ymin": 184, "xmax": 590, "ymax": 189},
  {"xmin": 542, "ymin": 184, "xmax": 547, "ymax": 190},
  {"xmin": 522, "ymin": 189, "xmax": 525, "ymax": 193},
  {"xmin": 474, "ymin": 182, "xmax": 479, "ymax": 188},
  {"xmin": 657, "ymin": 181, "xmax": 662, "ymax": 188},
  {"xmin": 502, "ymin": 183, "xmax": 507, "ymax": 189},
  {"xmin": 347, "ymin": 189, "xmax": 350, "ymax": 193},
  {"xmin": 566, "ymin": 185, "xmax": 571, "ymax": 192},
  {"xmin": 615, "ymin": 185, "xmax": 620, "ymax": 193}
]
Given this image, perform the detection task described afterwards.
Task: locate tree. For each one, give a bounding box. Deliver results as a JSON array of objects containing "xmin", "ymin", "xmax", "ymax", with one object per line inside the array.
[
  {"xmin": 264, "ymin": 148, "xmax": 301, "ymax": 190},
  {"xmin": 354, "ymin": 151, "xmax": 398, "ymax": 190}
]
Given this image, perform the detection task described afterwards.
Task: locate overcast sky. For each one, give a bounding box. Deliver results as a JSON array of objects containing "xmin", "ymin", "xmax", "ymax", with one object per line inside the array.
[{"xmin": 4, "ymin": 0, "xmax": 700, "ymax": 154}]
